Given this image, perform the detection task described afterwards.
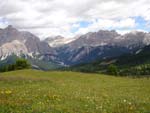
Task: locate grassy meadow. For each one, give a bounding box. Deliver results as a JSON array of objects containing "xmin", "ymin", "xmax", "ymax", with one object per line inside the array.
[{"xmin": 0, "ymin": 69, "xmax": 149, "ymax": 113}]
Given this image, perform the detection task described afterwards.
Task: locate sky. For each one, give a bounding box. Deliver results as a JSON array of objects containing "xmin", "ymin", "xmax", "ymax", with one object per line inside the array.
[{"xmin": 0, "ymin": 0, "xmax": 150, "ymax": 39}]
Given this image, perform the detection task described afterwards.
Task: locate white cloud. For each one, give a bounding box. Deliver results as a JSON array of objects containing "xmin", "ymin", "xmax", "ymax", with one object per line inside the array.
[
  {"xmin": 117, "ymin": 29, "xmax": 148, "ymax": 35},
  {"xmin": 0, "ymin": 0, "xmax": 149, "ymax": 39},
  {"xmin": 75, "ymin": 18, "xmax": 136, "ymax": 34}
]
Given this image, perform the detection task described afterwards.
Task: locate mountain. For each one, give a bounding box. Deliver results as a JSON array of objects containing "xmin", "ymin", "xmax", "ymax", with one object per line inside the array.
[
  {"xmin": 67, "ymin": 45, "xmax": 150, "ymax": 76},
  {"xmin": 0, "ymin": 25, "xmax": 61, "ymax": 70},
  {"xmin": 56, "ymin": 45, "xmax": 131, "ymax": 65},
  {"xmin": 114, "ymin": 31, "xmax": 147, "ymax": 49},
  {"xmin": 55, "ymin": 30, "xmax": 150, "ymax": 65},
  {"xmin": 45, "ymin": 35, "xmax": 75, "ymax": 47},
  {"xmin": 1, "ymin": 25, "xmax": 150, "ymax": 71},
  {"xmin": 55, "ymin": 30, "xmax": 122, "ymax": 65},
  {"xmin": 66, "ymin": 30, "xmax": 120, "ymax": 48},
  {"xmin": 0, "ymin": 25, "xmax": 55, "ymax": 57}
]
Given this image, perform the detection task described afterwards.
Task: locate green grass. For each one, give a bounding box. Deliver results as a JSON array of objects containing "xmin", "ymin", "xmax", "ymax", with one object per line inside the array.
[{"xmin": 0, "ymin": 70, "xmax": 150, "ymax": 113}]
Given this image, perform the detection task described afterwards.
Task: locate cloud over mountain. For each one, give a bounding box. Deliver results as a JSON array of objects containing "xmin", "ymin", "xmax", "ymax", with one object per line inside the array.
[{"xmin": 0, "ymin": 0, "xmax": 150, "ymax": 39}]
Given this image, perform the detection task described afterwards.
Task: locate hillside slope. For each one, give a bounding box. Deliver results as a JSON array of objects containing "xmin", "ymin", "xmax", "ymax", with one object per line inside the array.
[
  {"xmin": 0, "ymin": 70, "xmax": 149, "ymax": 113},
  {"xmin": 68, "ymin": 45, "xmax": 150, "ymax": 76},
  {"xmin": 0, "ymin": 55, "xmax": 61, "ymax": 70}
]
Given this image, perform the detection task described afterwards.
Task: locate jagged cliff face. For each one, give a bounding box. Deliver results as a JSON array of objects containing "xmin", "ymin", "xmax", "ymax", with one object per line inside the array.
[
  {"xmin": 45, "ymin": 35, "xmax": 75, "ymax": 47},
  {"xmin": 1, "ymin": 25, "xmax": 150, "ymax": 67},
  {"xmin": 66, "ymin": 30, "xmax": 120, "ymax": 49},
  {"xmin": 0, "ymin": 25, "xmax": 54, "ymax": 60},
  {"xmin": 54, "ymin": 30, "xmax": 150, "ymax": 65},
  {"xmin": 0, "ymin": 40, "xmax": 28, "ymax": 60}
]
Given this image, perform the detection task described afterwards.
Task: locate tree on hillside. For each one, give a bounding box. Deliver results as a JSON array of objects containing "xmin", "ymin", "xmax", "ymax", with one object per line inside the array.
[
  {"xmin": 0, "ymin": 58, "xmax": 31, "ymax": 72},
  {"xmin": 15, "ymin": 58, "xmax": 31, "ymax": 70},
  {"xmin": 107, "ymin": 64, "xmax": 119, "ymax": 75},
  {"xmin": 8, "ymin": 64, "xmax": 16, "ymax": 71}
]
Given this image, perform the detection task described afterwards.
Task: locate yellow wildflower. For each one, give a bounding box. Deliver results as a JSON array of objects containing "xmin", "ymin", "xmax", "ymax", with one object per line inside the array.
[{"xmin": 5, "ymin": 90, "xmax": 12, "ymax": 94}]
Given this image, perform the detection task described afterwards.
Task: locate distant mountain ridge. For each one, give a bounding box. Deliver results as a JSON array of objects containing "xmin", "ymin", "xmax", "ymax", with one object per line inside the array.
[
  {"xmin": 0, "ymin": 25, "xmax": 55, "ymax": 58},
  {"xmin": 1, "ymin": 25, "xmax": 150, "ymax": 70},
  {"xmin": 45, "ymin": 35, "xmax": 75, "ymax": 47},
  {"xmin": 54, "ymin": 30, "xmax": 150, "ymax": 65},
  {"xmin": 0, "ymin": 25, "xmax": 61, "ymax": 70}
]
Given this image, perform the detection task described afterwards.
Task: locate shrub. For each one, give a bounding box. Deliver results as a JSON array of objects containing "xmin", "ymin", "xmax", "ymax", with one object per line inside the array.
[
  {"xmin": 107, "ymin": 64, "xmax": 119, "ymax": 76},
  {"xmin": 15, "ymin": 58, "xmax": 31, "ymax": 70}
]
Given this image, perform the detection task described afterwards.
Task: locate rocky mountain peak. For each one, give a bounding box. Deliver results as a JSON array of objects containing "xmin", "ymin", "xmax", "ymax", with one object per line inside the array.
[
  {"xmin": 0, "ymin": 26, "xmax": 55, "ymax": 61},
  {"xmin": 4, "ymin": 25, "xmax": 18, "ymax": 32},
  {"xmin": 45, "ymin": 35, "xmax": 75, "ymax": 47}
]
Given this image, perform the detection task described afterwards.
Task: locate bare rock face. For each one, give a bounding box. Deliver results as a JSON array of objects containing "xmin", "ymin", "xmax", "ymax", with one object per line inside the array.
[
  {"xmin": 0, "ymin": 25, "xmax": 54, "ymax": 60},
  {"xmin": 66, "ymin": 30, "xmax": 120, "ymax": 49},
  {"xmin": 0, "ymin": 40, "xmax": 28, "ymax": 60},
  {"xmin": 0, "ymin": 25, "xmax": 23, "ymax": 46},
  {"xmin": 45, "ymin": 35, "xmax": 75, "ymax": 47},
  {"xmin": 1, "ymin": 25, "xmax": 150, "ymax": 66},
  {"xmin": 55, "ymin": 30, "xmax": 150, "ymax": 65},
  {"xmin": 114, "ymin": 31, "xmax": 147, "ymax": 49}
]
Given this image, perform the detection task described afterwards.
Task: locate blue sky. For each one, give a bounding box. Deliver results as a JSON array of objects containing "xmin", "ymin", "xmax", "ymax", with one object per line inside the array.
[
  {"xmin": 71, "ymin": 16, "xmax": 150, "ymax": 35},
  {"xmin": 71, "ymin": 21, "xmax": 93, "ymax": 33},
  {"xmin": 134, "ymin": 16, "xmax": 149, "ymax": 31}
]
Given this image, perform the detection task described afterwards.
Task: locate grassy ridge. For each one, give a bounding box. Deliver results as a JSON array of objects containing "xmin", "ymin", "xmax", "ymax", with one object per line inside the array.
[{"xmin": 0, "ymin": 70, "xmax": 150, "ymax": 113}]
